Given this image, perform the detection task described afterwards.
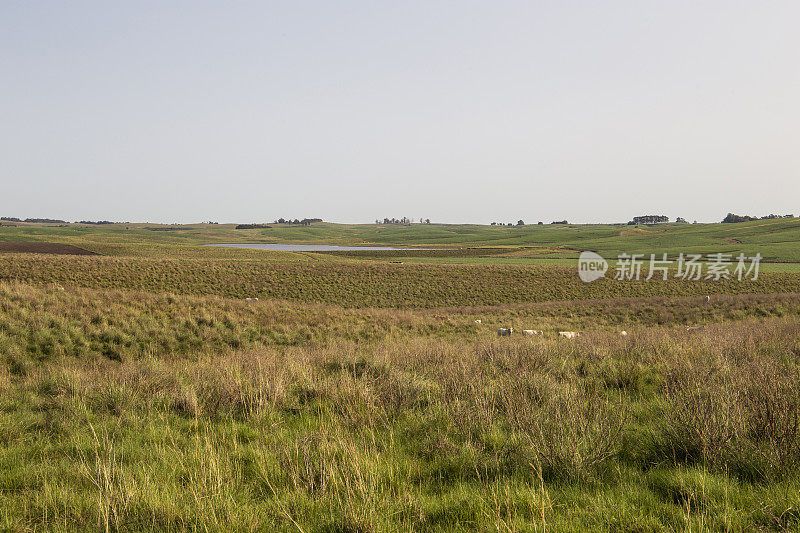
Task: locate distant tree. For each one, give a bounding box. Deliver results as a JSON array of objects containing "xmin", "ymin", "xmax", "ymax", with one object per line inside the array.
[
  {"xmin": 377, "ymin": 217, "xmax": 420, "ymax": 225},
  {"xmin": 551, "ymin": 220, "xmax": 568, "ymax": 225},
  {"xmin": 235, "ymin": 223, "xmax": 271, "ymax": 229},
  {"xmin": 537, "ymin": 221, "xmax": 543, "ymax": 225},
  {"xmin": 722, "ymin": 213, "xmax": 757, "ymax": 223},
  {"xmin": 632, "ymin": 215, "xmax": 668, "ymax": 225},
  {"xmin": 425, "ymin": 218, "xmax": 430, "ymax": 224},
  {"xmin": 517, "ymin": 220, "xmax": 524, "ymax": 226},
  {"xmin": 24, "ymin": 218, "xmax": 66, "ymax": 224}
]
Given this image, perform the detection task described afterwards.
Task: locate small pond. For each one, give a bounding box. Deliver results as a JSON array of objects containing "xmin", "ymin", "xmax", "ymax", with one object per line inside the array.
[{"xmin": 205, "ymin": 243, "xmax": 439, "ymax": 252}]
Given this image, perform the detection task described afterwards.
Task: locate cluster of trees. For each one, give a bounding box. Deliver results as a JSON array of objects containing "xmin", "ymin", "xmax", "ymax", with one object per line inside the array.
[
  {"xmin": 379, "ymin": 217, "xmax": 411, "ymax": 225},
  {"xmin": 31, "ymin": 218, "xmax": 67, "ymax": 223},
  {"xmin": 235, "ymin": 223, "xmax": 272, "ymax": 229},
  {"xmin": 490, "ymin": 220, "xmax": 557, "ymax": 226},
  {"xmin": 629, "ymin": 215, "xmax": 669, "ymax": 225},
  {"xmin": 2, "ymin": 217, "xmax": 67, "ymax": 223},
  {"xmin": 273, "ymin": 218, "xmax": 322, "ymax": 225},
  {"xmin": 78, "ymin": 220, "xmax": 115, "ymax": 225},
  {"xmin": 723, "ymin": 213, "xmax": 794, "ymax": 223},
  {"xmin": 376, "ymin": 217, "xmax": 431, "ymax": 225},
  {"xmin": 490, "ymin": 220, "xmax": 527, "ymax": 226}
]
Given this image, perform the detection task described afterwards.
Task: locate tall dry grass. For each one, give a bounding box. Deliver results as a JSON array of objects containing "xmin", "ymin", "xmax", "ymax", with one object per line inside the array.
[{"xmin": 4, "ymin": 281, "xmax": 800, "ymax": 529}]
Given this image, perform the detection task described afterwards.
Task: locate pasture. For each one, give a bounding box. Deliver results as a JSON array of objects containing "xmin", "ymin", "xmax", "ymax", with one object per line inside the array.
[
  {"xmin": 2, "ymin": 220, "xmax": 800, "ymax": 530},
  {"xmin": 3, "ymin": 217, "xmax": 800, "ymax": 262}
]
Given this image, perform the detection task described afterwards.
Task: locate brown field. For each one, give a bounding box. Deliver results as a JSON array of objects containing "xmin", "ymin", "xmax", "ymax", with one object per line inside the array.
[{"xmin": 0, "ymin": 242, "xmax": 97, "ymax": 256}]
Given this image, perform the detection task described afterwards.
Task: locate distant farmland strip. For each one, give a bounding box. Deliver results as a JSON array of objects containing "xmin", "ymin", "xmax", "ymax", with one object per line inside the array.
[
  {"xmin": 0, "ymin": 242, "xmax": 97, "ymax": 256},
  {"xmin": 1, "ymin": 255, "xmax": 800, "ymax": 307}
]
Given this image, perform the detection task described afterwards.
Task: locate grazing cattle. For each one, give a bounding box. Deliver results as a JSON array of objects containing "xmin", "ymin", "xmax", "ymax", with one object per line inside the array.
[
  {"xmin": 620, "ymin": 331, "xmax": 628, "ymax": 336},
  {"xmin": 245, "ymin": 298, "xmax": 259, "ymax": 302},
  {"xmin": 522, "ymin": 330, "xmax": 543, "ymax": 336},
  {"xmin": 474, "ymin": 319, "xmax": 482, "ymax": 324},
  {"xmin": 559, "ymin": 331, "xmax": 579, "ymax": 339},
  {"xmin": 497, "ymin": 328, "xmax": 513, "ymax": 336}
]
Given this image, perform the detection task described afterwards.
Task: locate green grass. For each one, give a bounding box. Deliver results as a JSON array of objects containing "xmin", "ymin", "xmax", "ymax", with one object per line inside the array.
[
  {"xmin": 3, "ymin": 220, "xmax": 800, "ymax": 530},
  {"xmin": 4, "ymin": 281, "xmax": 800, "ymax": 364},
  {"xmin": 3, "ymin": 253, "xmax": 800, "ymax": 308},
  {"xmin": 3, "ymin": 217, "xmax": 800, "ymax": 261},
  {"xmin": 3, "ymin": 282, "xmax": 800, "ymax": 530},
  {"xmin": 344, "ymin": 255, "xmax": 800, "ymax": 272}
]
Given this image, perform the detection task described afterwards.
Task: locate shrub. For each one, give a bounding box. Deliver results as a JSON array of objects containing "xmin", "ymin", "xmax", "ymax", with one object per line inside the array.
[{"xmin": 503, "ymin": 380, "xmax": 627, "ymax": 480}]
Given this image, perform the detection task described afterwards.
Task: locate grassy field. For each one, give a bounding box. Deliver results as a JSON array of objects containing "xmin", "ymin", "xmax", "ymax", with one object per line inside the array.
[
  {"xmin": 3, "ymin": 217, "xmax": 800, "ymax": 262},
  {"xmin": 3, "ymin": 282, "xmax": 800, "ymax": 530},
  {"xmin": 3, "ymin": 254, "xmax": 800, "ymax": 309},
  {"xmin": 3, "ymin": 221, "xmax": 800, "ymax": 530}
]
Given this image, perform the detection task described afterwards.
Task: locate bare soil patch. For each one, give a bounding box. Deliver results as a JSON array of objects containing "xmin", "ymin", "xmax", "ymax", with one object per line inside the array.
[
  {"xmin": 0, "ymin": 242, "xmax": 97, "ymax": 255},
  {"xmin": 619, "ymin": 228, "xmax": 649, "ymax": 236}
]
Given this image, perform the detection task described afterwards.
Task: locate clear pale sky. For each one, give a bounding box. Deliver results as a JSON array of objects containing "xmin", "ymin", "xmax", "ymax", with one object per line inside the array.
[{"xmin": 2, "ymin": 1, "xmax": 799, "ymax": 224}]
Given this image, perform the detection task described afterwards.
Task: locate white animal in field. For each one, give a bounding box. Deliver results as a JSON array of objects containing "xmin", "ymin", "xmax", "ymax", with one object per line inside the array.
[
  {"xmin": 497, "ymin": 328, "xmax": 513, "ymax": 336},
  {"xmin": 522, "ymin": 330, "xmax": 543, "ymax": 336},
  {"xmin": 558, "ymin": 331, "xmax": 579, "ymax": 339},
  {"xmin": 245, "ymin": 298, "xmax": 259, "ymax": 302},
  {"xmin": 475, "ymin": 319, "xmax": 482, "ymax": 324},
  {"xmin": 620, "ymin": 331, "xmax": 628, "ymax": 336},
  {"xmin": 705, "ymin": 295, "xmax": 711, "ymax": 303}
]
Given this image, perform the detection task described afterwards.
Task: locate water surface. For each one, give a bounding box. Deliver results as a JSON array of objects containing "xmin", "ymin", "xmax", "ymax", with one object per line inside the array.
[{"xmin": 206, "ymin": 243, "xmax": 438, "ymax": 252}]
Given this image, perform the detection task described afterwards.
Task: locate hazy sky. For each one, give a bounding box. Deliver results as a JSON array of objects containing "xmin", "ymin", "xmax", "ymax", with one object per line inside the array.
[{"xmin": 2, "ymin": 1, "xmax": 799, "ymax": 224}]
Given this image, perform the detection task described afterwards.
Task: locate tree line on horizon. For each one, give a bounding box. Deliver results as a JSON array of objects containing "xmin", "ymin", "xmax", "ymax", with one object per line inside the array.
[
  {"xmin": 375, "ymin": 218, "xmax": 431, "ymax": 225},
  {"xmin": 235, "ymin": 218, "xmax": 323, "ymax": 229},
  {"xmin": 1, "ymin": 217, "xmax": 68, "ymax": 224},
  {"xmin": 722, "ymin": 213, "xmax": 794, "ymax": 223},
  {"xmin": 274, "ymin": 218, "xmax": 322, "ymax": 225},
  {"xmin": 3, "ymin": 214, "xmax": 797, "ymax": 228}
]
